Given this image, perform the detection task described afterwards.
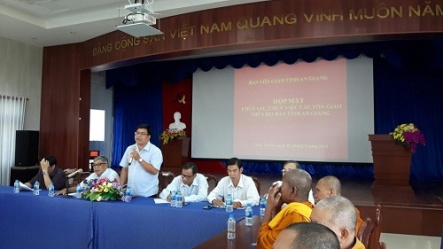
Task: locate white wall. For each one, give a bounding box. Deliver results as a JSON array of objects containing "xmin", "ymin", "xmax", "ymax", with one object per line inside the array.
[{"xmin": 0, "ymin": 36, "xmax": 42, "ymax": 130}]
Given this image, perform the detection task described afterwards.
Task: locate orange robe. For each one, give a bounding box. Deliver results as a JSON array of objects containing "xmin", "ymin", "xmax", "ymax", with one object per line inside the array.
[
  {"xmin": 355, "ymin": 208, "xmax": 364, "ymax": 235},
  {"xmin": 257, "ymin": 201, "xmax": 314, "ymax": 249}
]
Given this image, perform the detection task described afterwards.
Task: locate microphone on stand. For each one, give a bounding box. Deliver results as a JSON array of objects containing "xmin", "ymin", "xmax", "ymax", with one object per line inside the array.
[
  {"xmin": 67, "ymin": 169, "xmax": 83, "ymax": 178},
  {"xmin": 63, "ymin": 169, "xmax": 83, "ymax": 198},
  {"xmin": 63, "ymin": 178, "xmax": 72, "ymax": 198}
]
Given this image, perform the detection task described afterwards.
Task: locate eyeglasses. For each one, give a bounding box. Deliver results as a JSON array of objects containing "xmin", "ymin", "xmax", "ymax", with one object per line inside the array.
[
  {"xmin": 281, "ymin": 169, "xmax": 288, "ymax": 174},
  {"xmin": 134, "ymin": 132, "xmax": 148, "ymax": 136},
  {"xmin": 181, "ymin": 174, "xmax": 195, "ymax": 179},
  {"xmin": 92, "ymin": 162, "xmax": 106, "ymax": 167}
]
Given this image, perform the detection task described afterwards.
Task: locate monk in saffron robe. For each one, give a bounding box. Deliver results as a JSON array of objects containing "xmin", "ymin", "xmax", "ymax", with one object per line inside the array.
[
  {"xmin": 314, "ymin": 175, "xmax": 364, "ymax": 234},
  {"xmin": 257, "ymin": 169, "xmax": 314, "ymax": 249}
]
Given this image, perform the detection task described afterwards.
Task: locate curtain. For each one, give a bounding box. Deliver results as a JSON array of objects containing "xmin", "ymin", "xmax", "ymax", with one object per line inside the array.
[
  {"xmin": 108, "ymin": 68, "xmax": 163, "ymax": 168},
  {"xmin": 0, "ymin": 96, "xmax": 27, "ymax": 185}
]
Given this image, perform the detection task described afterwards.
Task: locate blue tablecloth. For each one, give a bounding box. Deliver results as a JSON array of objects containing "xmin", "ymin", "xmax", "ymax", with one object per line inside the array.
[
  {"xmin": 0, "ymin": 186, "xmax": 94, "ymax": 249},
  {"xmin": 0, "ymin": 186, "xmax": 257, "ymax": 249}
]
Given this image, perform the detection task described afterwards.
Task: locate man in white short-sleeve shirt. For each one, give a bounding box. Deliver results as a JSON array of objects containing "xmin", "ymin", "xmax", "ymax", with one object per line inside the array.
[{"xmin": 119, "ymin": 124, "xmax": 163, "ymax": 197}]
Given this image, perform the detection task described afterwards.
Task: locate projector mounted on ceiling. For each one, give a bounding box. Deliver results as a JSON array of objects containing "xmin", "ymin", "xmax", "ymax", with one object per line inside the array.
[{"xmin": 117, "ymin": 0, "xmax": 163, "ymax": 37}]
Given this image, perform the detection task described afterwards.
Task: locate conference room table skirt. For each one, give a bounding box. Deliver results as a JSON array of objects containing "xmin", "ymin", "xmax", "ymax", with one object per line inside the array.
[{"xmin": 0, "ymin": 186, "xmax": 254, "ymax": 249}]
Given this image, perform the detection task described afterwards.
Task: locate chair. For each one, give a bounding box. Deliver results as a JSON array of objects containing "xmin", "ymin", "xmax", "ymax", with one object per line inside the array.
[
  {"xmin": 369, "ymin": 204, "xmax": 382, "ymax": 249},
  {"xmin": 204, "ymin": 174, "xmax": 218, "ymax": 193},
  {"xmin": 377, "ymin": 242, "xmax": 386, "ymax": 249},
  {"xmin": 358, "ymin": 217, "xmax": 375, "ymax": 248},
  {"xmin": 251, "ymin": 176, "xmax": 260, "ymax": 194},
  {"xmin": 358, "ymin": 204, "xmax": 382, "ymax": 249},
  {"xmin": 157, "ymin": 171, "xmax": 175, "ymax": 196},
  {"xmin": 76, "ymin": 172, "xmax": 90, "ymax": 184}
]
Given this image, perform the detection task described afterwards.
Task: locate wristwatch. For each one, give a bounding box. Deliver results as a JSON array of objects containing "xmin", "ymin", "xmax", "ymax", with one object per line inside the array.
[{"xmin": 138, "ymin": 158, "xmax": 143, "ymax": 163}]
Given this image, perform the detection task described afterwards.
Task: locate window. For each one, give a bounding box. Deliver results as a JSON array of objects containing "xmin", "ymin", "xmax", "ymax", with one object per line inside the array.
[{"xmin": 90, "ymin": 109, "xmax": 105, "ymax": 141}]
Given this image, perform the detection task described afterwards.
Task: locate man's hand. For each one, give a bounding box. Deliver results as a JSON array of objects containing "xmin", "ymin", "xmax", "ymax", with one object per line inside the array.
[
  {"xmin": 166, "ymin": 195, "xmax": 171, "ymax": 202},
  {"xmin": 212, "ymin": 199, "xmax": 224, "ymax": 207},
  {"xmin": 131, "ymin": 149, "xmax": 141, "ymax": 162},
  {"xmin": 40, "ymin": 158, "xmax": 50, "ymax": 172},
  {"xmin": 56, "ymin": 189, "xmax": 67, "ymax": 196},
  {"xmin": 233, "ymin": 201, "xmax": 242, "ymax": 209},
  {"xmin": 266, "ymin": 184, "xmax": 282, "ymax": 211}
]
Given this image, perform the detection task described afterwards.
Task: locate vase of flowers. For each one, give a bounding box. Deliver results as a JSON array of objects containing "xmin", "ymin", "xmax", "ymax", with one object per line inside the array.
[
  {"xmin": 160, "ymin": 128, "xmax": 186, "ymax": 145},
  {"xmin": 389, "ymin": 123, "xmax": 426, "ymax": 153},
  {"xmin": 82, "ymin": 178, "xmax": 124, "ymax": 201}
]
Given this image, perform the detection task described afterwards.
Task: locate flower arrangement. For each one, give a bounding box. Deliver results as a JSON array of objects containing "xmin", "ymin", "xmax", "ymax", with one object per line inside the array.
[
  {"xmin": 389, "ymin": 123, "xmax": 426, "ymax": 153},
  {"xmin": 81, "ymin": 178, "xmax": 124, "ymax": 201},
  {"xmin": 160, "ymin": 128, "xmax": 186, "ymax": 145}
]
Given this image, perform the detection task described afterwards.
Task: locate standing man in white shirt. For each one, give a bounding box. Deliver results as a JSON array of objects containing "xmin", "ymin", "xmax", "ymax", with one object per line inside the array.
[
  {"xmin": 119, "ymin": 124, "xmax": 163, "ymax": 197},
  {"xmin": 207, "ymin": 157, "xmax": 260, "ymax": 207},
  {"xmin": 159, "ymin": 162, "xmax": 208, "ymax": 202}
]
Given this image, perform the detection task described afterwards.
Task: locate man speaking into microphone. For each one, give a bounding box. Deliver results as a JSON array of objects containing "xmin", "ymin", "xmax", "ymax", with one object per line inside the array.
[{"xmin": 119, "ymin": 124, "xmax": 163, "ymax": 198}]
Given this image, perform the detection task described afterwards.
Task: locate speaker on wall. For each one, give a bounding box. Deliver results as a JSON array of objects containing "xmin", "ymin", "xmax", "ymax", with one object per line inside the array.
[{"xmin": 15, "ymin": 130, "xmax": 39, "ymax": 167}]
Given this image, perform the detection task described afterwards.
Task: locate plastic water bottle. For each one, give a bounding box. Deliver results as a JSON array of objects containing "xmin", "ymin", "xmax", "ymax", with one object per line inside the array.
[
  {"xmin": 176, "ymin": 190, "xmax": 183, "ymax": 208},
  {"xmin": 124, "ymin": 186, "xmax": 132, "ymax": 202},
  {"xmin": 48, "ymin": 182, "xmax": 55, "ymax": 197},
  {"xmin": 226, "ymin": 193, "xmax": 233, "ymax": 212},
  {"xmin": 227, "ymin": 214, "xmax": 236, "ymax": 240},
  {"xmin": 170, "ymin": 191, "xmax": 177, "ymax": 207},
  {"xmin": 245, "ymin": 203, "xmax": 253, "ymax": 226},
  {"xmin": 33, "ymin": 181, "xmax": 40, "ymax": 195},
  {"xmin": 75, "ymin": 184, "xmax": 82, "ymax": 199},
  {"xmin": 13, "ymin": 179, "xmax": 20, "ymax": 193},
  {"xmin": 260, "ymin": 195, "xmax": 266, "ymax": 219}
]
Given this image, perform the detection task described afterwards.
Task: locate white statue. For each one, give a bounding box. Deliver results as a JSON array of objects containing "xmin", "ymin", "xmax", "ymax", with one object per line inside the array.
[{"xmin": 169, "ymin": 111, "xmax": 186, "ymax": 131}]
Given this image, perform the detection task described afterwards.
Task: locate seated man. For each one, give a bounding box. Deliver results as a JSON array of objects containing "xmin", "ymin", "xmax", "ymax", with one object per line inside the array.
[
  {"xmin": 56, "ymin": 156, "xmax": 120, "ymax": 195},
  {"xmin": 25, "ymin": 155, "xmax": 66, "ymax": 190},
  {"xmin": 279, "ymin": 160, "xmax": 315, "ymax": 204},
  {"xmin": 314, "ymin": 175, "xmax": 364, "ymax": 233},
  {"xmin": 310, "ymin": 196, "xmax": 365, "ymax": 249},
  {"xmin": 273, "ymin": 222, "xmax": 340, "ymax": 249},
  {"xmin": 207, "ymin": 157, "xmax": 259, "ymax": 207},
  {"xmin": 257, "ymin": 169, "xmax": 314, "ymax": 249},
  {"xmin": 159, "ymin": 162, "xmax": 208, "ymax": 202}
]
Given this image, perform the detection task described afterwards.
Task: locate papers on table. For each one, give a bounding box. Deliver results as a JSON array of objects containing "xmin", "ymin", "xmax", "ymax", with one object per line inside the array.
[
  {"xmin": 19, "ymin": 181, "xmax": 33, "ymax": 191},
  {"xmin": 154, "ymin": 198, "xmax": 170, "ymax": 204}
]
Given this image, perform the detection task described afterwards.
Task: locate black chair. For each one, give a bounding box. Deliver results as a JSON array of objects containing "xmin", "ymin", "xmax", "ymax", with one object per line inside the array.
[
  {"xmin": 204, "ymin": 174, "xmax": 218, "ymax": 193},
  {"xmin": 251, "ymin": 176, "xmax": 260, "ymax": 194},
  {"xmin": 157, "ymin": 171, "xmax": 175, "ymax": 196}
]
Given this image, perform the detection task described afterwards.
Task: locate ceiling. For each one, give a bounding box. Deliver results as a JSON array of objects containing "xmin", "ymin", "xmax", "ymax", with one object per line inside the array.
[{"xmin": 0, "ymin": 0, "xmax": 267, "ymax": 47}]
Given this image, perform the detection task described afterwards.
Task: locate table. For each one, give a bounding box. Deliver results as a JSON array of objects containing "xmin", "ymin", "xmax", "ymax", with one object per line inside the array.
[
  {"xmin": 195, "ymin": 216, "xmax": 262, "ymax": 249},
  {"xmin": 0, "ymin": 186, "xmax": 258, "ymax": 249},
  {"xmin": 0, "ymin": 186, "xmax": 94, "ymax": 249}
]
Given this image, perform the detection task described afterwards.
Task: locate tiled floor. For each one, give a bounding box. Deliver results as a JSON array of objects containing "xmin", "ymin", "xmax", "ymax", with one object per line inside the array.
[{"xmin": 380, "ymin": 233, "xmax": 441, "ymax": 249}]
